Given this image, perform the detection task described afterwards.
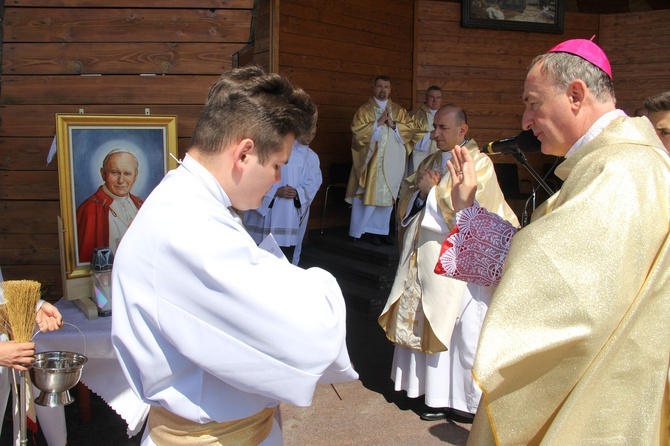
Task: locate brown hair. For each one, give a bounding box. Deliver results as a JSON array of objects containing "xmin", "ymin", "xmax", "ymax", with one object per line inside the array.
[{"xmin": 190, "ymin": 66, "xmax": 317, "ymax": 164}]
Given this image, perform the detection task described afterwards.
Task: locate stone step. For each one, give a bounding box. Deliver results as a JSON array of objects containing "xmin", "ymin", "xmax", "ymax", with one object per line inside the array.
[
  {"xmin": 310, "ymin": 228, "xmax": 399, "ymax": 267},
  {"xmin": 300, "ymin": 247, "xmax": 396, "ymax": 289},
  {"xmin": 300, "ymin": 227, "xmax": 399, "ymax": 315}
]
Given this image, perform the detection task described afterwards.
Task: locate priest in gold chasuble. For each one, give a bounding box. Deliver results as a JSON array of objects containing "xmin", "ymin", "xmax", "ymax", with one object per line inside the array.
[{"xmin": 346, "ymin": 75, "xmax": 415, "ymax": 242}]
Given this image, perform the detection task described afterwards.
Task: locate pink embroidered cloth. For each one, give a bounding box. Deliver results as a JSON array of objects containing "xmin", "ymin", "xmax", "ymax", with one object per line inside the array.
[{"xmin": 434, "ymin": 205, "xmax": 518, "ymax": 287}]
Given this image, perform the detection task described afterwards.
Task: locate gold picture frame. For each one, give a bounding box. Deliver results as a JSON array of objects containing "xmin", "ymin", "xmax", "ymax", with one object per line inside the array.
[{"xmin": 56, "ymin": 114, "xmax": 178, "ymax": 281}]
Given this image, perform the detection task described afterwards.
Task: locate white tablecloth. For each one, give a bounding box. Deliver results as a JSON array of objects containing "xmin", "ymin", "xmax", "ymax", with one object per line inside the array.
[{"xmin": 34, "ymin": 298, "xmax": 150, "ymax": 439}]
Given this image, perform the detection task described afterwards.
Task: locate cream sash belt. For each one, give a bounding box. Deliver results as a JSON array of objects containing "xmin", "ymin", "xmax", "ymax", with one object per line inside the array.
[{"xmin": 148, "ymin": 405, "xmax": 276, "ymax": 445}]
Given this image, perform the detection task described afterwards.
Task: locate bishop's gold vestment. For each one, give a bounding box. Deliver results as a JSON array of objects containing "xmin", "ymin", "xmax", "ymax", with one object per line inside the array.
[
  {"xmin": 468, "ymin": 116, "xmax": 670, "ymax": 445},
  {"xmin": 378, "ymin": 141, "xmax": 518, "ymax": 353}
]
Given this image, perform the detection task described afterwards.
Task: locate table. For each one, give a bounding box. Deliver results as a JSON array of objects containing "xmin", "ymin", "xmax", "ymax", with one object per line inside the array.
[{"xmin": 33, "ymin": 298, "xmax": 150, "ymax": 441}]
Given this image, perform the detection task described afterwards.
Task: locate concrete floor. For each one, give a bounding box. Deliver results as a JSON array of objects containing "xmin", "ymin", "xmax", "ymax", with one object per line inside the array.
[{"xmin": 3, "ymin": 306, "xmax": 471, "ymax": 445}]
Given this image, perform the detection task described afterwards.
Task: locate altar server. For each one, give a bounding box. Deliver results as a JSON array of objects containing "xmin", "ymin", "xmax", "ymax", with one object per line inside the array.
[{"xmin": 111, "ymin": 66, "xmax": 358, "ymax": 446}]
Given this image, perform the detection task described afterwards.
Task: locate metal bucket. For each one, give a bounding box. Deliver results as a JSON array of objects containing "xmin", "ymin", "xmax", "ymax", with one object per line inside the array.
[{"xmin": 29, "ymin": 351, "xmax": 88, "ymax": 407}]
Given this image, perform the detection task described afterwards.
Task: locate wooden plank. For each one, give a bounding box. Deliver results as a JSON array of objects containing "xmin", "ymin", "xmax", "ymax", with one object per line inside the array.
[
  {"xmin": 280, "ymin": 32, "xmax": 412, "ymax": 70},
  {"xmin": 419, "ymin": 52, "xmax": 533, "ymax": 72},
  {"xmin": 0, "ymin": 104, "xmax": 205, "ymax": 138},
  {"xmin": 417, "ymin": 35, "xmax": 559, "ymax": 58},
  {"xmin": 283, "ymin": 67, "xmax": 413, "ymax": 105},
  {"xmin": 417, "ymin": 64, "xmax": 527, "ymax": 82},
  {"xmin": 0, "ymin": 201, "xmax": 60, "ymax": 233},
  {"xmin": 3, "ymin": 8, "xmax": 252, "ymax": 43},
  {"xmin": 0, "ymin": 138, "xmax": 58, "ymax": 170},
  {"xmin": 0, "ymin": 171, "xmax": 60, "ymax": 200},
  {"xmin": 0, "ymin": 75, "xmax": 219, "ymax": 105},
  {"xmin": 2, "ymin": 42, "xmax": 244, "ymax": 75},
  {"xmin": 279, "ymin": 13, "xmax": 413, "ymax": 54},
  {"xmin": 280, "ymin": 53, "xmax": 408, "ymax": 79},
  {"xmin": 0, "ymin": 264, "xmax": 63, "ymax": 303},
  {"xmin": 0, "ymin": 104, "xmax": 204, "ymax": 137},
  {"xmin": 0, "ymin": 233, "xmax": 61, "ymax": 264},
  {"xmin": 607, "ymin": 48, "xmax": 670, "ymax": 65},
  {"xmin": 418, "ymin": 20, "xmax": 596, "ymax": 43},
  {"xmin": 9, "ymin": 0, "xmax": 253, "ymax": 7},
  {"xmin": 283, "ymin": 0, "xmax": 414, "ymax": 38},
  {"xmin": 0, "ymin": 135, "xmax": 189, "ymax": 168}
]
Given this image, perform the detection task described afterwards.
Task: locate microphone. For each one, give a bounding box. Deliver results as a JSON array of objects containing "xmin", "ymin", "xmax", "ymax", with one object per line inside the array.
[{"xmin": 482, "ymin": 130, "xmax": 541, "ymax": 154}]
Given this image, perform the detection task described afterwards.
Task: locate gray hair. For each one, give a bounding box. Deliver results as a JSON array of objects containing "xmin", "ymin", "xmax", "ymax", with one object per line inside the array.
[{"xmin": 528, "ymin": 52, "xmax": 615, "ymax": 104}]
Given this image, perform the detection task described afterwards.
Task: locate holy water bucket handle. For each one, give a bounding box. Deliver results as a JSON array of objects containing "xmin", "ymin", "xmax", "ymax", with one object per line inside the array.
[{"xmin": 31, "ymin": 322, "xmax": 87, "ymax": 356}]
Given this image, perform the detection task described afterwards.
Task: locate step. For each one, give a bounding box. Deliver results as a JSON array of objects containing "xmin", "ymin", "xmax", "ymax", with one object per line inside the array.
[
  {"xmin": 309, "ymin": 229, "xmax": 399, "ymax": 267},
  {"xmin": 300, "ymin": 248, "xmax": 397, "ymax": 289},
  {"xmin": 338, "ymin": 280, "xmax": 390, "ymax": 316}
]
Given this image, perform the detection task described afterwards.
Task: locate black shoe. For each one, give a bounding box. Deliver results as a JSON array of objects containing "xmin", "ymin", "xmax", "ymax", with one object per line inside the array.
[
  {"xmin": 370, "ymin": 234, "xmax": 382, "ymax": 246},
  {"xmin": 419, "ymin": 410, "xmax": 447, "ymax": 421},
  {"xmin": 382, "ymin": 234, "xmax": 396, "ymax": 245},
  {"xmin": 446, "ymin": 409, "xmax": 475, "ymax": 424}
]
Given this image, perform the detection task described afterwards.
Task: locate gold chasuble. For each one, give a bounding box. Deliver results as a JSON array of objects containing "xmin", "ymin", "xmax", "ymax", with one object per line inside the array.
[
  {"xmin": 379, "ymin": 141, "xmax": 518, "ymax": 353},
  {"xmin": 408, "ymin": 104, "xmax": 438, "ymax": 171},
  {"xmin": 468, "ymin": 117, "xmax": 670, "ymax": 445},
  {"xmin": 345, "ymin": 98, "xmax": 414, "ymax": 207}
]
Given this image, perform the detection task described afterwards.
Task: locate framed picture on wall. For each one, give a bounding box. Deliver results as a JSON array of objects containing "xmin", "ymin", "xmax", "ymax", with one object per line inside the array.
[
  {"xmin": 56, "ymin": 114, "xmax": 178, "ymax": 279},
  {"xmin": 463, "ymin": 0, "xmax": 564, "ymax": 34}
]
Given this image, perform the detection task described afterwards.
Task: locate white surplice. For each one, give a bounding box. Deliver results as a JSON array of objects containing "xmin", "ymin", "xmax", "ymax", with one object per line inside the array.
[
  {"xmin": 243, "ymin": 141, "xmax": 322, "ymax": 265},
  {"xmin": 111, "ymin": 154, "xmax": 358, "ymax": 445}
]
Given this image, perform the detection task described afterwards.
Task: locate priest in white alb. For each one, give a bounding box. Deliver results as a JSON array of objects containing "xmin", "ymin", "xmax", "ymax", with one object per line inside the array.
[{"xmin": 379, "ymin": 103, "xmax": 518, "ymax": 423}]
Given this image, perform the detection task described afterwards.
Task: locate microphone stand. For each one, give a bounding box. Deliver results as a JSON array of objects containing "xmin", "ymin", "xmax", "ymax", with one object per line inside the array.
[
  {"xmin": 521, "ymin": 189, "xmax": 536, "ymax": 227},
  {"xmin": 509, "ymin": 150, "xmax": 555, "ymax": 196}
]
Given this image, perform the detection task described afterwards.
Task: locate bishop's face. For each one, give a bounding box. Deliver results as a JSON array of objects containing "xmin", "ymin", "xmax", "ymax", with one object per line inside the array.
[{"xmin": 521, "ymin": 63, "xmax": 581, "ymax": 157}]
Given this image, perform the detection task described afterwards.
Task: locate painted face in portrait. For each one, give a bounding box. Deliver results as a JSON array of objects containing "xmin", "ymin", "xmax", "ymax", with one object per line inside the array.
[{"xmin": 101, "ymin": 152, "xmax": 138, "ymax": 197}]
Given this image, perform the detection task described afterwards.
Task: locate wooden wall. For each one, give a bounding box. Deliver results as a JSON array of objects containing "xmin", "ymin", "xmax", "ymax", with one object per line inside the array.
[
  {"xmin": 276, "ymin": 0, "xmax": 415, "ymax": 230},
  {"xmin": 414, "ymin": 1, "xmax": 599, "ymax": 175},
  {"xmin": 599, "ymin": 10, "xmax": 670, "ymax": 113},
  {"xmin": 0, "ymin": 0, "xmax": 254, "ymax": 301},
  {"xmin": 278, "ymin": 0, "xmax": 415, "ymax": 157},
  {"xmin": 1, "ymin": 0, "xmax": 669, "ymax": 301}
]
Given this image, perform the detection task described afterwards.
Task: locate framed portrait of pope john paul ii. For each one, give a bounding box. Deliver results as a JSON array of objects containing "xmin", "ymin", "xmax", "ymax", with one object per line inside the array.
[{"xmin": 56, "ymin": 114, "xmax": 178, "ymax": 280}]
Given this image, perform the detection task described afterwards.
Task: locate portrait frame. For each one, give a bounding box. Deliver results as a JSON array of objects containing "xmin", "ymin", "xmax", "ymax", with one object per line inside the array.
[
  {"xmin": 462, "ymin": 0, "xmax": 564, "ymax": 34},
  {"xmin": 56, "ymin": 114, "xmax": 178, "ymax": 280}
]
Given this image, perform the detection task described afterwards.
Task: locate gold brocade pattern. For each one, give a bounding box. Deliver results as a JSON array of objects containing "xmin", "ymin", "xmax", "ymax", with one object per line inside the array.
[
  {"xmin": 345, "ymin": 98, "xmax": 414, "ymax": 207},
  {"xmin": 379, "ymin": 141, "xmax": 519, "ymax": 353},
  {"xmin": 148, "ymin": 406, "xmax": 276, "ymax": 446},
  {"xmin": 469, "ymin": 117, "xmax": 670, "ymax": 445},
  {"xmin": 408, "ymin": 105, "xmax": 438, "ymax": 169}
]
